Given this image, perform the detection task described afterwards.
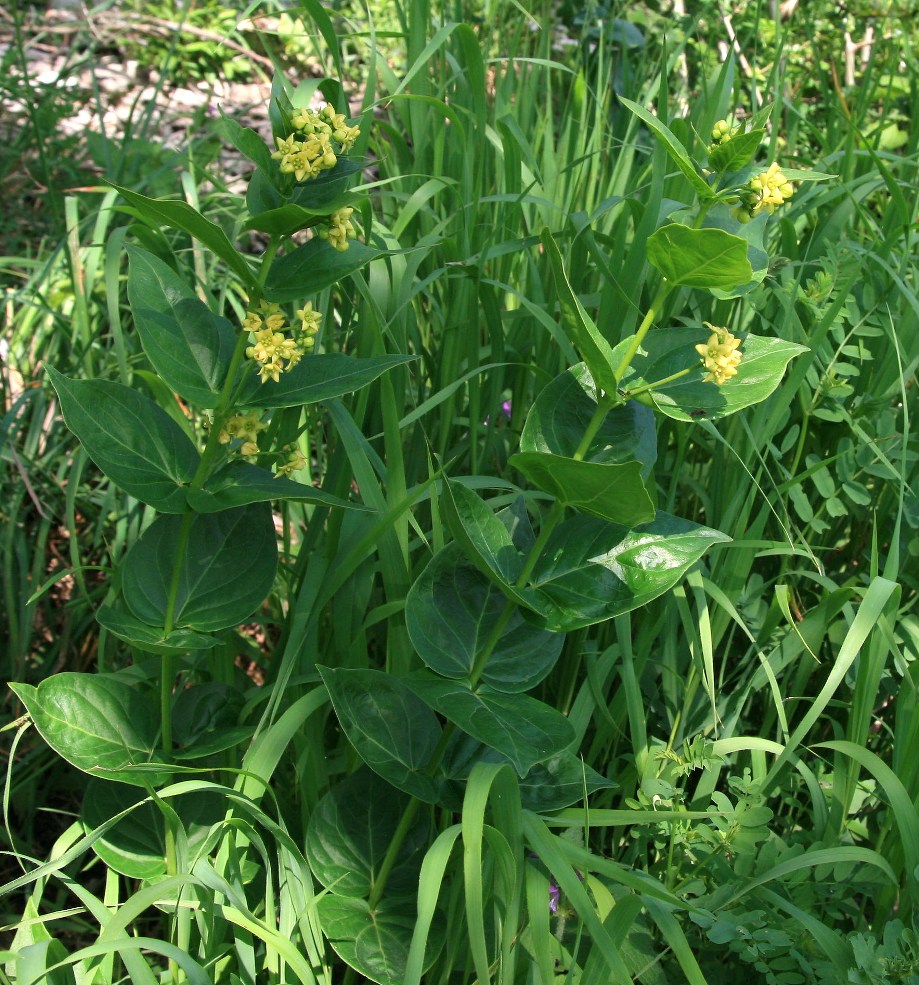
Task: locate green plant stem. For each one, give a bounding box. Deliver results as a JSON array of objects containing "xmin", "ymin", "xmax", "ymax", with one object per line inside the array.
[
  {"xmin": 612, "ymin": 281, "xmax": 672, "ymax": 384},
  {"xmin": 621, "ymin": 366, "xmax": 694, "ymax": 401},
  {"xmin": 367, "ymin": 795, "xmax": 421, "ymax": 910}
]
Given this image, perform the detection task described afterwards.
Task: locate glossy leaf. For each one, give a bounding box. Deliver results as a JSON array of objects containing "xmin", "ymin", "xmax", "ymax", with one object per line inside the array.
[
  {"xmin": 319, "ymin": 667, "xmax": 442, "ymax": 803},
  {"xmin": 541, "ymin": 230, "xmax": 619, "ymax": 398},
  {"xmin": 318, "ymin": 895, "xmax": 444, "ymax": 985},
  {"xmin": 442, "ymin": 734, "xmax": 615, "ymax": 812},
  {"xmin": 187, "ymin": 461, "xmax": 367, "ymax": 513},
  {"xmin": 10, "ymin": 674, "xmax": 168, "ymax": 786},
  {"xmin": 120, "ymin": 504, "xmax": 277, "ymax": 632},
  {"xmin": 82, "ymin": 779, "xmax": 225, "ymax": 879},
  {"xmin": 96, "ymin": 604, "xmax": 221, "ymax": 654},
  {"xmin": 263, "ymin": 240, "xmax": 384, "ymax": 302},
  {"xmin": 405, "ymin": 673, "xmax": 575, "ymax": 776},
  {"xmin": 647, "ymin": 224, "xmax": 753, "ymax": 290},
  {"xmin": 708, "ymin": 129, "xmax": 764, "ymax": 172},
  {"xmin": 128, "ymin": 248, "xmax": 237, "ymax": 406},
  {"xmin": 306, "ymin": 767, "xmax": 430, "ymax": 898},
  {"xmin": 521, "ymin": 512, "xmax": 731, "ymax": 632},
  {"xmin": 619, "ymin": 97, "xmax": 713, "ymax": 199},
  {"xmin": 614, "ymin": 328, "xmax": 808, "ymax": 422},
  {"xmin": 244, "ymin": 195, "xmax": 362, "ymax": 236},
  {"xmin": 405, "ymin": 544, "xmax": 563, "ymax": 691},
  {"xmin": 237, "ymin": 353, "xmax": 416, "ymax": 409},
  {"xmin": 702, "ymin": 204, "xmax": 769, "ymax": 300},
  {"xmin": 112, "ymin": 183, "xmax": 255, "ymax": 287},
  {"xmin": 47, "ymin": 369, "xmax": 200, "ymax": 513},
  {"xmin": 172, "ymin": 683, "xmax": 245, "ymax": 750}
]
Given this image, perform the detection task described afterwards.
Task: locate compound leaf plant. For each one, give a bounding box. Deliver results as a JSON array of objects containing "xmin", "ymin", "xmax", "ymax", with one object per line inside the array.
[{"xmin": 8, "ymin": 73, "xmax": 813, "ymax": 985}]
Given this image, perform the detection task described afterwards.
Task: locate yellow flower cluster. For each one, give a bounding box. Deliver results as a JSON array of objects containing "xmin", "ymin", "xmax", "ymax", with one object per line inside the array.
[
  {"xmin": 295, "ymin": 301, "xmax": 322, "ymax": 352},
  {"xmin": 709, "ymin": 119, "xmax": 738, "ymax": 147},
  {"xmin": 218, "ymin": 412, "xmax": 267, "ymax": 456},
  {"xmin": 275, "ymin": 447, "xmax": 307, "ymax": 478},
  {"xmin": 740, "ymin": 162, "xmax": 794, "ymax": 219},
  {"xmin": 317, "ymin": 207, "xmax": 357, "ymax": 253},
  {"xmin": 271, "ymin": 103, "xmax": 360, "ymax": 183},
  {"xmin": 695, "ymin": 324, "xmax": 743, "ymax": 385},
  {"xmin": 244, "ymin": 302, "xmax": 306, "ymax": 383}
]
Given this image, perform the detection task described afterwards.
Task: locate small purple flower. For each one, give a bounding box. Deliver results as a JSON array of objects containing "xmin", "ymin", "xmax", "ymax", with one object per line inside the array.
[
  {"xmin": 501, "ymin": 400, "xmax": 512, "ymax": 418},
  {"xmin": 548, "ymin": 882, "xmax": 561, "ymax": 914}
]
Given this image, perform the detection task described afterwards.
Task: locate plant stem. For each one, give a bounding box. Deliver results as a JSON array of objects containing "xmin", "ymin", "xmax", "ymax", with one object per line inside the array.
[
  {"xmin": 368, "ymin": 795, "xmax": 421, "ymax": 909},
  {"xmin": 612, "ymin": 280, "xmax": 672, "ymax": 384}
]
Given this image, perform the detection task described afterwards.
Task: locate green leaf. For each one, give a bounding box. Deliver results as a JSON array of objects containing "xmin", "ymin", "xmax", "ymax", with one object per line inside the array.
[
  {"xmin": 47, "ymin": 369, "xmax": 200, "ymax": 513},
  {"xmin": 216, "ymin": 115, "xmax": 279, "ymax": 180},
  {"xmin": 128, "ymin": 248, "xmax": 237, "ymax": 407},
  {"xmin": 541, "ymin": 229, "xmax": 620, "ymax": 398},
  {"xmin": 440, "ymin": 479, "xmax": 529, "ymax": 605},
  {"xmin": 263, "ymin": 240, "xmax": 384, "ymax": 302},
  {"xmin": 319, "ymin": 667, "xmax": 442, "ymax": 803},
  {"xmin": 511, "ymin": 453, "xmax": 653, "ymax": 527},
  {"xmin": 619, "ymin": 97, "xmax": 713, "ymax": 199},
  {"xmin": 290, "ymin": 158, "xmax": 366, "ymax": 207},
  {"xmin": 614, "ymin": 327, "xmax": 808, "ymax": 422},
  {"xmin": 172, "ymin": 683, "xmax": 245, "ymax": 750},
  {"xmin": 237, "ymin": 353, "xmax": 416, "ymax": 409},
  {"xmin": 10, "ymin": 674, "xmax": 168, "ymax": 786},
  {"xmin": 306, "ymin": 767, "xmax": 430, "ymax": 898},
  {"xmin": 443, "ymin": 734, "xmax": 614, "ymax": 812},
  {"xmin": 405, "ymin": 673, "xmax": 575, "ymax": 776},
  {"xmin": 96, "ymin": 604, "xmax": 221, "ymax": 654},
  {"xmin": 405, "ymin": 544, "xmax": 564, "ymax": 691},
  {"xmin": 120, "ymin": 504, "xmax": 278, "ymax": 632},
  {"xmin": 187, "ymin": 461, "xmax": 367, "ymax": 512},
  {"xmin": 244, "ymin": 195, "xmax": 362, "ymax": 236},
  {"xmin": 708, "ymin": 129, "xmax": 764, "ymax": 172},
  {"xmin": 521, "ymin": 512, "xmax": 731, "ymax": 632},
  {"xmin": 82, "ymin": 779, "xmax": 225, "ymax": 879},
  {"xmin": 112, "ymin": 183, "xmax": 255, "ymax": 287},
  {"xmin": 702, "ymin": 205, "xmax": 770, "ymax": 299},
  {"xmin": 318, "ymin": 895, "xmax": 444, "ymax": 985},
  {"xmin": 647, "ymin": 224, "xmax": 753, "ymax": 290},
  {"xmin": 13, "ymin": 938, "xmax": 75, "ymax": 985}
]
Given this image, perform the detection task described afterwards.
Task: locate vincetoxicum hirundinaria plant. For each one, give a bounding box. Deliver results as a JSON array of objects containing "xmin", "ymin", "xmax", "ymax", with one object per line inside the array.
[{"xmin": 7, "ymin": 79, "xmax": 823, "ymax": 984}]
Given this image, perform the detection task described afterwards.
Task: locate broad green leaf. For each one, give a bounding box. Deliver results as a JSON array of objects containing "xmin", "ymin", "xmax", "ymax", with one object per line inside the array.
[
  {"xmin": 613, "ymin": 328, "xmax": 808, "ymax": 422},
  {"xmin": 244, "ymin": 195, "xmax": 362, "ymax": 236},
  {"xmin": 128, "ymin": 248, "xmax": 237, "ymax": 406},
  {"xmin": 13, "ymin": 939, "xmax": 75, "ymax": 985},
  {"xmin": 47, "ymin": 369, "xmax": 200, "ymax": 513},
  {"xmin": 317, "ymin": 895, "xmax": 444, "ymax": 985},
  {"xmin": 510, "ymin": 453, "xmax": 654, "ymax": 527},
  {"xmin": 702, "ymin": 205, "xmax": 770, "ymax": 299},
  {"xmin": 541, "ymin": 230, "xmax": 619, "ymax": 398},
  {"xmin": 619, "ymin": 97, "xmax": 713, "ymax": 199},
  {"xmin": 306, "ymin": 767, "xmax": 430, "ymax": 898},
  {"xmin": 82, "ymin": 779, "xmax": 225, "ymax": 879},
  {"xmin": 646, "ymin": 224, "xmax": 753, "ymax": 290},
  {"xmin": 442, "ymin": 734, "xmax": 614, "ymax": 812},
  {"xmin": 263, "ymin": 240, "xmax": 384, "ymax": 302},
  {"xmin": 405, "ymin": 673, "xmax": 575, "ymax": 776},
  {"xmin": 319, "ymin": 667, "xmax": 442, "ymax": 803},
  {"xmin": 10, "ymin": 674, "xmax": 168, "ymax": 786},
  {"xmin": 405, "ymin": 544, "xmax": 563, "ymax": 691},
  {"xmin": 112, "ymin": 183, "xmax": 255, "ymax": 287},
  {"xmin": 440, "ymin": 479, "xmax": 529, "ymax": 606},
  {"xmin": 708, "ymin": 129, "xmax": 764, "ymax": 173},
  {"xmin": 237, "ymin": 353, "xmax": 416, "ymax": 408},
  {"xmin": 96, "ymin": 604, "xmax": 221, "ymax": 654},
  {"xmin": 187, "ymin": 461, "xmax": 367, "ymax": 512},
  {"xmin": 290, "ymin": 158, "xmax": 366, "ymax": 207},
  {"xmin": 521, "ymin": 512, "xmax": 731, "ymax": 632},
  {"xmin": 172, "ymin": 683, "xmax": 245, "ymax": 751},
  {"xmin": 216, "ymin": 115, "xmax": 278, "ymax": 180},
  {"xmin": 120, "ymin": 504, "xmax": 277, "ymax": 632}
]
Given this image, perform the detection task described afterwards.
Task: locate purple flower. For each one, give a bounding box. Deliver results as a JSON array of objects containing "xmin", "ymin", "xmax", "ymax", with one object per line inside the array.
[{"xmin": 549, "ymin": 882, "xmax": 561, "ymax": 914}]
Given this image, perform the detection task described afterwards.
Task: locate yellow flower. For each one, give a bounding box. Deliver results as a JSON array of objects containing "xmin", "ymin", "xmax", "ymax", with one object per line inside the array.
[
  {"xmin": 695, "ymin": 324, "xmax": 743, "ymax": 385},
  {"xmin": 318, "ymin": 207, "xmax": 357, "ymax": 252},
  {"xmin": 276, "ymin": 104, "xmax": 360, "ymax": 182},
  {"xmin": 742, "ymin": 162, "xmax": 794, "ymax": 217},
  {"xmin": 219, "ymin": 412, "xmax": 267, "ymax": 455},
  {"xmin": 275, "ymin": 447, "xmax": 307, "ymax": 478},
  {"xmin": 296, "ymin": 301, "xmax": 322, "ymax": 337}
]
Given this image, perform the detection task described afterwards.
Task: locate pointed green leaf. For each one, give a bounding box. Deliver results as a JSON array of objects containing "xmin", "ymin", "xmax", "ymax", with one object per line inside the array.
[
  {"xmin": 187, "ymin": 461, "xmax": 368, "ymax": 512},
  {"xmin": 263, "ymin": 240, "xmax": 384, "ymax": 302},
  {"xmin": 701, "ymin": 205, "xmax": 770, "ymax": 299},
  {"xmin": 306, "ymin": 767, "xmax": 430, "ymax": 898},
  {"xmin": 10, "ymin": 674, "xmax": 168, "ymax": 786},
  {"xmin": 172, "ymin": 683, "xmax": 245, "ymax": 751},
  {"xmin": 522, "ymin": 512, "xmax": 731, "ymax": 631},
  {"xmin": 405, "ymin": 674, "xmax": 575, "ymax": 776},
  {"xmin": 47, "ymin": 368, "xmax": 200, "ymax": 513},
  {"xmin": 96, "ymin": 604, "xmax": 221, "ymax": 654},
  {"xmin": 319, "ymin": 667, "xmax": 442, "ymax": 803},
  {"xmin": 112, "ymin": 183, "xmax": 255, "ymax": 287},
  {"xmin": 541, "ymin": 229, "xmax": 619, "ymax": 398},
  {"xmin": 317, "ymin": 895, "xmax": 444, "ymax": 985},
  {"xmin": 708, "ymin": 129, "xmax": 764, "ymax": 173},
  {"xmin": 237, "ymin": 353, "xmax": 416, "ymax": 408},
  {"xmin": 613, "ymin": 328, "xmax": 808, "ymax": 422},
  {"xmin": 120, "ymin": 504, "xmax": 277, "ymax": 632},
  {"xmin": 244, "ymin": 195, "xmax": 363, "ymax": 236},
  {"xmin": 128, "ymin": 248, "xmax": 237, "ymax": 406},
  {"xmin": 619, "ymin": 97, "xmax": 714, "ymax": 199},
  {"xmin": 405, "ymin": 543, "xmax": 564, "ymax": 691},
  {"xmin": 647, "ymin": 224, "xmax": 753, "ymax": 290}
]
